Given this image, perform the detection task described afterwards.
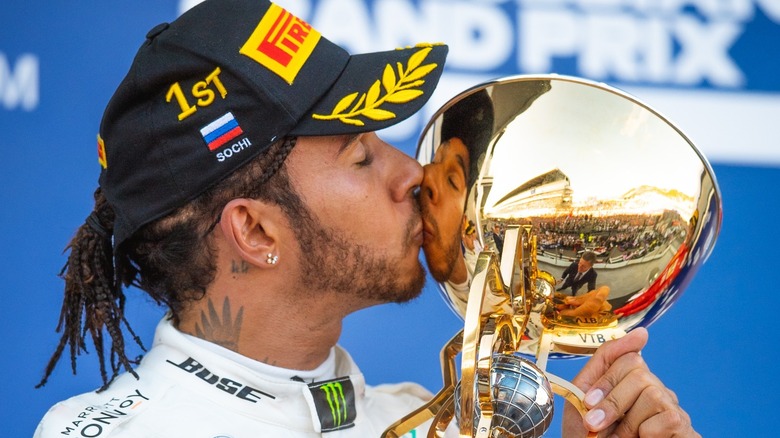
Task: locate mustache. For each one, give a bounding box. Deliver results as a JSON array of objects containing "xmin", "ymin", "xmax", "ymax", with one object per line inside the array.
[
  {"xmin": 411, "ymin": 193, "xmax": 422, "ymax": 217},
  {"xmin": 404, "ymin": 198, "xmax": 423, "ymax": 250},
  {"xmin": 415, "ymin": 191, "xmax": 438, "ymax": 235}
]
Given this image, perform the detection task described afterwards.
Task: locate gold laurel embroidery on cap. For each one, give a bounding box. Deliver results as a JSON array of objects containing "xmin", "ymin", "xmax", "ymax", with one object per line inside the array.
[{"xmin": 311, "ymin": 47, "xmax": 438, "ymax": 126}]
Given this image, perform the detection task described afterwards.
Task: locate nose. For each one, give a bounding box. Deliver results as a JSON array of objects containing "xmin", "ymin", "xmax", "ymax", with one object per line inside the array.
[
  {"xmin": 420, "ymin": 163, "xmax": 440, "ymax": 205},
  {"xmin": 386, "ymin": 142, "xmax": 423, "ymax": 203}
]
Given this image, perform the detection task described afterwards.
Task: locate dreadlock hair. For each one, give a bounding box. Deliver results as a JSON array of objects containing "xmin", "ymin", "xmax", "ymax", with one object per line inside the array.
[{"xmin": 37, "ymin": 137, "xmax": 298, "ymax": 391}]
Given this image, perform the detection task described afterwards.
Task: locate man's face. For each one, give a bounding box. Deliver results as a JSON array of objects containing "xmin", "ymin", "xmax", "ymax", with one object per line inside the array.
[
  {"xmin": 282, "ymin": 133, "xmax": 425, "ymax": 305},
  {"xmin": 419, "ymin": 138, "xmax": 470, "ymax": 282},
  {"xmin": 578, "ymin": 257, "xmax": 593, "ymax": 272}
]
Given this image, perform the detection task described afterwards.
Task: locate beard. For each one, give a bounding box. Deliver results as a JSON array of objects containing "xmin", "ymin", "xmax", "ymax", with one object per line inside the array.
[{"xmin": 289, "ymin": 200, "xmax": 426, "ymax": 305}]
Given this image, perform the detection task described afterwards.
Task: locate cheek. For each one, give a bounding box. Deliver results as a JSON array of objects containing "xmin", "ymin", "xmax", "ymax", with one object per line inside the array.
[
  {"xmin": 304, "ymin": 172, "xmax": 370, "ymax": 217},
  {"xmin": 443, "ymin": 192, "xmax": 467, "ymax": 222},
  {"xmin": 319, "ymin": 181, "xmax": 400, "ymax": 239},
  {"xmin": 443, "ymin": 218, "xmax": 463, "ymax": 247}
]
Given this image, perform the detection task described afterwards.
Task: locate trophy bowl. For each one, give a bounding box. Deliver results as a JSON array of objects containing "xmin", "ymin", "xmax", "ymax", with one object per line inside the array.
[
  {"xmin": 385, "ymin": 75, "xmax": 721, "ymax": 438},
  {"xmin": 418, "ymin": 74, "xmax": 720, "ymax": 356}
]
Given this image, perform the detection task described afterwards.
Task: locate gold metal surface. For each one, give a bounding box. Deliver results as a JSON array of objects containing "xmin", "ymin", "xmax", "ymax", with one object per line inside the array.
[
  {"xmin": 381, "ymin": 331, "xmax": 462, "ymax": 438},
  {"xmin": 384, "ymin": 75, "xmax": 721, "ymax": 437}
]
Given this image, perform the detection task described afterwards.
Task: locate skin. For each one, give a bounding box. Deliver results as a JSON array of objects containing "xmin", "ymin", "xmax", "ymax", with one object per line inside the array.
[
  {"xmin": 178, "ymin": 132, "xmax": 424, "ymax": 369},
  {"xmin": 176, "ymin": 132, "xmax": 697, "ymax": 436},
  {"xmin": 563, "ymin": 328, "xmax": 700, "ymax": 437},
  {"xmin": 558, "ymin": 285, "xmax": 612, "ymax": 317},
  {"xmin": 420, "ymin": 137, "xmax": 470, "ymax": 284},
  {"xmin": 578, "ymin": 256, "xmax": 594, "ymax": 273}
]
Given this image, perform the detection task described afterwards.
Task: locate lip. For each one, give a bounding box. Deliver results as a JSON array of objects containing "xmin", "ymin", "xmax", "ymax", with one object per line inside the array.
[
  {"xmin": 413, "ymin": 221, "xmax": 425, "ymax": 247},
  {"xmin": 422, "ymin": 220, "xmax": 435, "ymax": 245}
]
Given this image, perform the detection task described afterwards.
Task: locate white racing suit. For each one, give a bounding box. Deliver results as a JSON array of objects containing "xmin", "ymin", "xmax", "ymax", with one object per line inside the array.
[{"xmin": 35, "ymin": 318, "xmax": 448, "ymax": 437}]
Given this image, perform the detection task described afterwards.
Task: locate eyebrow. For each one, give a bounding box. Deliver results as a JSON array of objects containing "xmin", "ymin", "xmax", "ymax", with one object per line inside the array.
[{"xmin": 337, "ymin": 134, "xmax": 360, "ymax": 156}]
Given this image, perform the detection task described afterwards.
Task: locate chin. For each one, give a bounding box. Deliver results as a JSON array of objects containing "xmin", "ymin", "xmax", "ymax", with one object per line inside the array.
[
  {"xmin": 421, "ymin": 249, "xmax": 445, "ymax": 281},
  {"xmin": 426, "ymin": 261, "xmax": 451, "ymax": 283},
  {"xmin": 383, "ymin": 262, "xmax": 426, "ymax": 304}
]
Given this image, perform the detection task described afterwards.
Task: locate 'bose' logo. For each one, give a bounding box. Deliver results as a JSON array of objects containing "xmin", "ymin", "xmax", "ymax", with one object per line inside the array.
[
  {"xmin": 166, "ymin": 356, "xmax": 276, "ymax": 403},
  {"xmin": 0, "ymin": 52, "xmax": 38, "ymax": 111}
]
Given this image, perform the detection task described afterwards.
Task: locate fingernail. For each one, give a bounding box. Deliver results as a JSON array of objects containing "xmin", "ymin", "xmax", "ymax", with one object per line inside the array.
[
  {"xmin": 584, "ymin": 388, "xmax": 604, "ymax": 406},
  {"xmin": 584, "ymin": 408, "xmax": 605, "ymax": 428}
]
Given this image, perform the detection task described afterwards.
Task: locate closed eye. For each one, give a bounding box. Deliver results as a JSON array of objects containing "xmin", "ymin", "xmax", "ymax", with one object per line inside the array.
[
  {"xmin": 448, "ymin": 176, "xmax": 459, "ymax": 190},
  {"xmin": 356, "ymin": 151, "xmax": 374, "ymax": 167}
]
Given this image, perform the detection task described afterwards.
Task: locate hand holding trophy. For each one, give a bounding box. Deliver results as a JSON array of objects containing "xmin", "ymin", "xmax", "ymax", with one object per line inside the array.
[{"xmin": 384, "ymin": 76, "xmax": 721, "ymax": 437}]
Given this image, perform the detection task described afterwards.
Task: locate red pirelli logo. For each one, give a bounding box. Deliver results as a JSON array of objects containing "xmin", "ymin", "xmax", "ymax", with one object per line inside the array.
[
  {"xmin": 97, "ymin": 134, "xmax": 107, "ymax": 169},
  {"xmin": 240, "ymin": 4, "xmax": 321, "ymax": 84}
]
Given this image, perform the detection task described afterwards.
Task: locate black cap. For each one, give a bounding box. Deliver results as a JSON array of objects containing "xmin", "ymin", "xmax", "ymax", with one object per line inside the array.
[{"xmin": 97, "ymin": 0, "xmax": 448, "ymax": 246}]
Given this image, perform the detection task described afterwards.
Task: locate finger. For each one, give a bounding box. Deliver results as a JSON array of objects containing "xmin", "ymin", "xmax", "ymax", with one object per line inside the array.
[
  {"xmin": 585, "ymin": 350, "xmax": 654, "ymax": 408},
  {"xmin": 561, "ymin": 400, "xmax": 590, "ymax": 438},
  {"xmin": 592, "ymin": 370, "xmax": 669, "ymax": 434},
  {"xmin": 614, "ymin": 387, "xmax": 674, "ymax": 437},
  {"xmin": 623, "ymin": 392, "xmax": 698, "ymax": 438},
  {"xmin": 636, "ymin": 408, "xmax": 699, "ymax": 438},
  {"xmin": 580, "ymin": 352, "xmax": 654, "ymax": 431},
  {"xmin": 572, "ymin": 327, "xmax": 649, "ymax": 393}
]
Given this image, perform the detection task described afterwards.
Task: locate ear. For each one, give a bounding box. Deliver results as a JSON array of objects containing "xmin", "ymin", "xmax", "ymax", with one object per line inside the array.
[{"xmin": 218, "ymin": 198, "xmax": 281, "ymax": 268}]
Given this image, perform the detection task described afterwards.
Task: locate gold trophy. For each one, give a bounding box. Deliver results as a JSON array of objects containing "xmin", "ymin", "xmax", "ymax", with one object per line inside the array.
[{"xmin": 384, "ymin": 75, "xmax": 721, "ymax": 437}]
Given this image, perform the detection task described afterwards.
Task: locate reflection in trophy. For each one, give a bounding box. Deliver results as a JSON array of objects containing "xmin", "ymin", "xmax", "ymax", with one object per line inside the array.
[
  {"xmin": 420, "ymin": 136, "xmax": 473, "ymax": 286},
  {"xmin": 556, "ymin": 285, "xmax": 612, "ymax": 318},
  {"xmin": 420, "ymin": 89, "xmax": 494, "ymax": 289},
  {"xmin": 383, "ymin": 75, "xmax": 722, "ymax": 438}
]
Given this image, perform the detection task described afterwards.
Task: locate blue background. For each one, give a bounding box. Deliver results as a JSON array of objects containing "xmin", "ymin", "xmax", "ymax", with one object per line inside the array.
[{"xmin": 2, "ymin": 1, "xmax": 778, "ymax": 436}]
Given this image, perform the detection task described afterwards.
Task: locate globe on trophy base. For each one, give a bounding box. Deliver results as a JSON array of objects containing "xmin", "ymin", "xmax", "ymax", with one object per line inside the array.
[{"xmin": 455, "ymin": 354, "xmax": 554, "ymax": 438}]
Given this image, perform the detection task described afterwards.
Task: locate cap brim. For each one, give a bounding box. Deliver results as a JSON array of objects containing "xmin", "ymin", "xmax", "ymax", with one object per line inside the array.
[{"xmin": 290, "ymin": 44, "xmax": 448, "ymax": 136}]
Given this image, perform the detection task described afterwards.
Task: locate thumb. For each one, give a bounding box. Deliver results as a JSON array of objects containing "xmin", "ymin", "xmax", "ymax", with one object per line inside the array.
[{"xmin": 571, "ymin": 327, "xmax": 649, "ymax": 392}]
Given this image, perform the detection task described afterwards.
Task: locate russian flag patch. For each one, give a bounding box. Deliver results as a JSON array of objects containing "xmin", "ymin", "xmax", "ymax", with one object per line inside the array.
[{"xmin": 200, "ymin": 112, "xmax": 244, "ymax": 151}]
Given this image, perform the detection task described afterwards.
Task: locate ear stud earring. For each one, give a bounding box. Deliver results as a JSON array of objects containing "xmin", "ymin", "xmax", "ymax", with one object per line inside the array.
[{"xmin": 266, "ymin": 253, "xmax": 279, "ymax": 265}]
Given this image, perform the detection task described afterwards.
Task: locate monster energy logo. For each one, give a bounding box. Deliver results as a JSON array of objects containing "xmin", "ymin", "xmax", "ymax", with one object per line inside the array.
[
  {"xmin": 321, "ymin": 382, "xmax": 347, "ymax": 426},
  {"xmin": 309, "ymin": 377, "xmax": 356, "ymax": 432}
]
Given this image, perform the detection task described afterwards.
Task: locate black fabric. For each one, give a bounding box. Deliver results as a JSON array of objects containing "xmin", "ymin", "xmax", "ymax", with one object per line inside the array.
[
  {"xmin": 97, "ymin": 0, "xmax": 448, "ymax": 246},
  {"xmin": 557, "ymin": 261, "xmax": 598, "ymax": 296}
]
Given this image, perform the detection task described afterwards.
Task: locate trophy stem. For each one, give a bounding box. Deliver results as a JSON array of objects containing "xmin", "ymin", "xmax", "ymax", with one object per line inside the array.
[
  {"xmin": 381, "ymin": 331, "xmax": 464, "ymax": 438},
  {"xmin": 547, "ymin": 372, "xmax": 598, "ymax": 438},
  {"xmin": 459, "ymin": 251, "xmax": 502, "ymax": 437},
  {"xmin": 546, "ymin": 373, "xmax": 587, "ymax": 416},
  {"xmin": 428, "ymin": 393, "xmax": 455, "ymax": 438},
  {"xmin": 386, "ymin": 387, "xmax": 458, "ymax": 438},
  {"xmin": 535, "ymin": 330, "xmax": 554, "ymax": 372}
]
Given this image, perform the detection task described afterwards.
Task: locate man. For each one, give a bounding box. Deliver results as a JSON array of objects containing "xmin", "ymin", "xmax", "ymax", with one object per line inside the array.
[
  {"xmin": 490, "ymin": 222, "xmax": 505, "ymax": 256},
  {"xmin": 420, "ymin": 137, "xmax": 471, "ymax": 285},
  {"xmin": 559, "ymin": 250, "xmax": 599, "ymax": 296},
  {"xmin": 420, "ymin": 88, "xmax": 492, "ymax": 285},
  {"xmin": 35, "ymin": 1, "xmax": 698, "ymax": 436}
]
